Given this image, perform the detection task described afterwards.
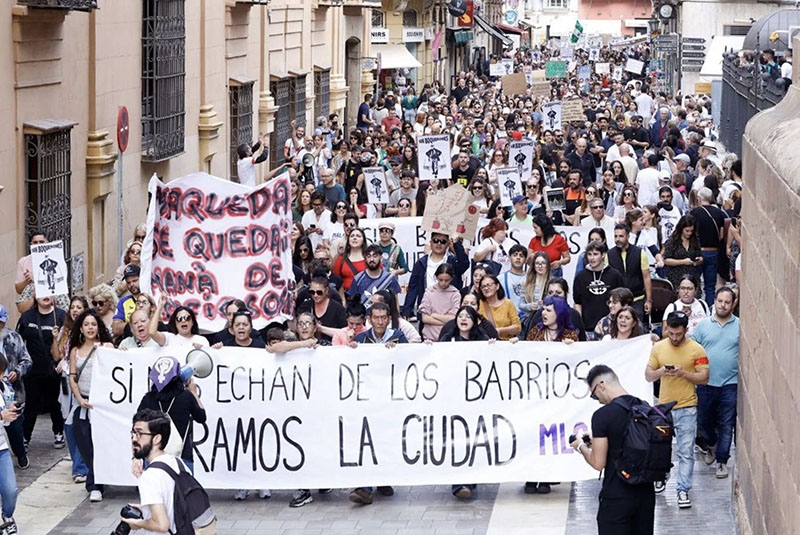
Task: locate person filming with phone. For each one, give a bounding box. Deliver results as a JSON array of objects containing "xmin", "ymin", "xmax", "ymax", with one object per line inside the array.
[{"xmin": 0, "ymin": 353, "xmax": 22, "ymax": 534}]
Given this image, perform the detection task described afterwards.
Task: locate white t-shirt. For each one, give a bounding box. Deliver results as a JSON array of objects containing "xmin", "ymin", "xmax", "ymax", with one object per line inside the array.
[
  {"xmin": 476, "ymin": 237, "xmax": 510, "ymax": 273},
  {"xmin": 636, "ymin": 168, "xmax": 660, "ymax": 206},
  {"xmin": 426, "ymin": 256, "xmax": 446, "ymax": 289},
  {"xmin": 635, "ymin": 93, "xmax": 654, "ymax": 122},
  {"xmin": 301, "ymin": 210, "xmax": 331, "ymax": 250},
  {"xmin": 664, "ymin": 299, "xmax": 709, "ymax": 335},
  {"xmin": 164, "ymin": 333, "xmax": 209, "ymax": 348},
  {"xmin": 138, "ymin": 454, "xmax": 185, "ymax": 534},
  {"xmin": 324, "ymin": 222, "xmax": 345, "ymax": 247},
  {"xmin": 658, "ymin": 205, "xmax": 681, "ymax": 244},
  {"xmin": 237, "ymin": 158, "xmax": 256, "ymax": 187}
]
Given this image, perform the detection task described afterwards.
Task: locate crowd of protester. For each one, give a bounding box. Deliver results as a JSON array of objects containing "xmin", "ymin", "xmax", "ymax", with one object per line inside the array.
[{"xmin": 0, "ymin": 39, "xmax": 744, "ymax": 532}]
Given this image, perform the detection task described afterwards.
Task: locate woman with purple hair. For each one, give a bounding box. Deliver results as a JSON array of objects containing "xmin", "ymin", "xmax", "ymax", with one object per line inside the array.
[{"xmin": 526, "ymin": 295, "xmax": 579, "ymax": 342}]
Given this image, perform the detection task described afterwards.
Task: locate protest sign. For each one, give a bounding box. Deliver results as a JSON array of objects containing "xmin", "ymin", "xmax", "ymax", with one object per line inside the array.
[
  {"xmin": 531, "ymin": 69, "xmax": 546, "ymax": 81},
  {"xmin": 489, "ymin": 62, "xmax": 505, "ymax": 76},
  {"xmin": 501, "ymin": 58, "xmax": 514, "ymax": 74},
  {"xmin": 91, "ymin": 337, "xmax": 653, "ymax": 489},
  {"xmin": 139, "ymin": 172, "xmax": 294, "ymax": 331},
  {"xmin": 588, "ymin": 48, "xmax": 600, "ymax": 61},
  {"xmin": 625, "ymin": 57, "xmax": 645, "ymax": 75},
  {"xmin": 31, "ymin": 240, "xmax": 69, "ymax": 298},
  {"xmin": 363, "ymin": 167, "xmax": 389, "ymax": 204},
  {"xmin": 544, "ymin": 187, "xmax": 566, "ymax": 212},
  {"xmin": 496, "ymin": 167, "xmax": 523, "ymax": 207},
  {"xmin": 359, "ymin": 216, "xmax": 424, "ymax": 305},
  {"xmin": 501, "ymin": 72, "xmax": 528, "ymax": 96},
  {"xmin": 421, "ymin": 184, "xmax": 480, "ymax": 239},
  {"xmin": 561, "ymin": 99, "xmax": 585, "ymax": 123},
  {"xmin": 594, "ymin": 62, "xmax": 610, "ymax": 75},
  {"xmin": 545, "ymin": 61, "xmax": 567, "ymax": 79},
  {"xmin": 541, "ymin": 101, "xmax": 563, "ymax": 130},
  {"xmin": 560, "ymin": 46, "xmax": 574, "ymax": 60},
  {"xmin": 613, "ymin": 65, "xmax": 624, "ymax": 81},
  {"xmin": 417, "ymin": 135, "xmax": 452, "ymax": 182},
  {"xmin": 508, "ymin": 139, "xmax": 534, "ymax": 182},
  {"xmin": 530, "ymin": 80, "xmax": 552, "ymax": 99}
]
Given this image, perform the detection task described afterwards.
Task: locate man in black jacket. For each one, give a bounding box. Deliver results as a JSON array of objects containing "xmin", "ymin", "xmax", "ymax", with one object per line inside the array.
[{"xmin": 566, "ymin": 137, "xmax": 596, "ymax": 187}]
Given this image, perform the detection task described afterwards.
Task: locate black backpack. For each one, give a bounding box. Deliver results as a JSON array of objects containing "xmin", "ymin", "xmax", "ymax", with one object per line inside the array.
[
  {"xmin": 611, "ymin": 397, "xmax": 677, "ymax": 485},
  {"xmin": 150, "ymin": 460, "xmax": 215, "ymax": 534}
]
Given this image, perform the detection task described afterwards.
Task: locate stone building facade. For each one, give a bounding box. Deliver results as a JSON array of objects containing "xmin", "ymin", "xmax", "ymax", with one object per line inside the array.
[{"xmin": 0, "ymin": 0, "xmax": 373, "ymax": 325}]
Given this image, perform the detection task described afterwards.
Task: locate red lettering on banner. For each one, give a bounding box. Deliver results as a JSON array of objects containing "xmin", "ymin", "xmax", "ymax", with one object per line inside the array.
[
  {"xmin": 183, "ymin": 224, "xmax": 288, "ymax": 263},
  {"xmin": 151, "ymin": 261, "xmax": 219, "ymax": 299}
]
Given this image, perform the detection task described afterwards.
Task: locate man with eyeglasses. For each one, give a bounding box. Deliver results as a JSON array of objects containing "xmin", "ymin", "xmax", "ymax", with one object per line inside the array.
[
  {"xmin": 646, "ymin": 311, "xmax": 709, "ymax": 508},
  {"xmin": 386, "ymin": 171, "xmax": 417, "ymax": 216},
  {"xmin": 112, "ymin": 264, "xmax": 143, "ymax": 337},
  {"xmin": 316, "ymin": 168, "xmax": 346, "ymax": 210},
  {"xmin": 570, "ymin": 364, "xmax": 656, "ymax": 535},
  {"xmin": 402, "ymin": 232, "xmax": 469, "ymax": 319},
  {"xmin": 385, "ymin": 157, "xmax": 403, "ymax": 192},
  {"xmin": 580, "ymin": 199, "xmax": 616, "ymax": 237},
  {"xmin": 376, "ymin": 222, "xmax": 407, "ymax": 278}
]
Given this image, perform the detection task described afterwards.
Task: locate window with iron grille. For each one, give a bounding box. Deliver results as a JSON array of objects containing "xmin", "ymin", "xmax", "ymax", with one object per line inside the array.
[
  {"xmin": 314, "ymin": 69, "xmax": 330, "ymax": 122},
  {"xmin": 270, "ymin": 78, "xmax": 291, "ymax": 169},
  {"xmin": 229, "ymin": 81, "xmax": 255, "ymax": 183},
  {"xmin": 24, "ymin": 122, "xmax": 75, "ymax": 284},
  {"xmin": 17, "ymin": 0, "xmax": 97, "ymax": 11},
  {"xmin": 141, "ymin": 0, "xmax": 186, "ymax": 162},
  {"xmin": 371, "ymin": 9, "xmax": 384, "ymax": 28},
  {"xmin": 402, "ymin": 10, "xmax": 417, "ymax": 27},
  {"xmin": 544, "ymin": 0, "xmax": 568, "ymax": 9},
  {"xmin": 294, "ymin": 74, "xmax": 307, "ymax": 127}
]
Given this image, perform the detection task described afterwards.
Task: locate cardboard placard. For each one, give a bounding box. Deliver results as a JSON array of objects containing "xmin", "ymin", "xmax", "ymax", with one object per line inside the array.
[
  {"xmin": 561, "ymin": 99, "xmax": 585, "ymax": 123},
  {"xmin": 531, "ymin": 69, "xmax": 547, "ymax": 81},
  {"xmin": 421, "ymin": 184, "xmax": 481, "ymax": 239},
  {"xmin": 501, "ymin": 72, "xmax": 528, "ymax": 96},
  {"xmin": 595, "ymin": 62, "xmax": 610, "ymax": 74},
  {"xmin": 530, "ymin": 80, "xmax": 553, "ymax": 99}
]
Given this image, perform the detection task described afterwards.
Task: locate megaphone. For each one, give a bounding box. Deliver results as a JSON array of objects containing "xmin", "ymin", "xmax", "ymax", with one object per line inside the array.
[
  {"xmin": 301, "ymin": 152, "xmax": 315, "ymax": 168},
  {"xmin": 180, "ymin": 348, "xmax": 214, "ymax": 384}
]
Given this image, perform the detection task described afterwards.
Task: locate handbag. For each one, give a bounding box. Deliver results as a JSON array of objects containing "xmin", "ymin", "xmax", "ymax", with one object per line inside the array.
[{"xmin": 159, "ymin": 398, "xmax": 186, "ymax": 458}]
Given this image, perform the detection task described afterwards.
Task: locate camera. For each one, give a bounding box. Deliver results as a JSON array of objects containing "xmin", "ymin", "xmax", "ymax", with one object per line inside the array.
[
  {"xmin": 569, "ymin": 434, "xmax": 592, "ymax": 447},
  {"xmin": 110, "ymin": 505, "xmax": 143, "ymax": 535}
]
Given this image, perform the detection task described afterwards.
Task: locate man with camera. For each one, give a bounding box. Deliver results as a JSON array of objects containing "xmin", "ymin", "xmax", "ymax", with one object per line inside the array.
[
  {"xmin": 646, "ymin": 311, "xmax": 709, "ymax": 509},
  {"xmin": 120, "ymin": 409, "xmax": 215, "ymax": 534},
  {"xmin": 570, "ymin": 365, "xmax": 656, "ymax": 535}
]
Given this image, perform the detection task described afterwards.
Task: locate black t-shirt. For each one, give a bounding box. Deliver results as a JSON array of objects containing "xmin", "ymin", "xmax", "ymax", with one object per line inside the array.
[
  {"xmin": 450, "ymin": 158, "xmax": 478, "ymax": 188},
  {"xmin": 222, "ymin": 336, "xmax": 266, "ymax": 349},
  {"xmin": 623, "ymin": 126, "xmax": 649, "ymax": 147},
  {"xmin": 338, "ymin": 160, "xmax": 363, "ymax": 195},
  {"xmin": 690, "ymin": 206, "xmax": 726, "ymax": 248},
  {"xmin": 592, "ymin": 395, "xmax": 654, "ymax": 498},
  {"xmin": 573, "ymin": 266, "xmax": 624, "ymax": 330},
  {"xmin": 138, "ymin": 389, "xmax": 206, "ymax": 462},
  {"xmin": 314, "ymin": 300, "xmax": 347, "ymax": 342},
  {"xmin": 17, "ymin": 307, "xmax": 67, "ymax": 376}
]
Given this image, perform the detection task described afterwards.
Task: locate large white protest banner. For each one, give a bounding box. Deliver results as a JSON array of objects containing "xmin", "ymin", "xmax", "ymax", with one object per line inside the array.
[
  {"xmin": 30, "ymin": 240, "xmax": 69, "ymax": 298},
  {"xmin": 139, "ymin": 172, "xmax": 294, "ymax": 331},
  {"xmin": 92, "ymin": 337, "xmax": 653, "ymax": 489},
  {"xmin": 363, "ymin": 167, "xmax": 390, "ymax": 204},
  {"xmin": 541, "ymin": 101, "xmax": 562, "ymax": 131},
  {"xmin": 417, "ymin": 135, "xmax": 451, "ymax": 182},
  {"xmin": 508, "ymin": 139, "xmax": 534, "ymax": 183}
]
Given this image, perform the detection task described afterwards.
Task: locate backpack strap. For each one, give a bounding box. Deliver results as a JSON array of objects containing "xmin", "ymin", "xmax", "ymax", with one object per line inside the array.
[{"xmin": 149, "ymin": 460, "xmax": 180, "ymax": 480}]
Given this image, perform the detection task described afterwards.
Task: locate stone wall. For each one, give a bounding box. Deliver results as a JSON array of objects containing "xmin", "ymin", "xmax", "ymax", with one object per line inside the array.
[{"xmin": 737, "ymin": 42, "xmax": 800, "ymax": 534}]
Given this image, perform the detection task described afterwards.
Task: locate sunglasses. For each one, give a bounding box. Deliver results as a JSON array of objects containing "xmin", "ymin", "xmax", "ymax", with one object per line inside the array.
[
  {"xmin": 135, "ymin": 235, "xmax": 146, "ymax": 240},
  {"xmin": 299, "ymin": 248, "xmax": 310, "ymax": 253},
  {"xmin": 624, "ymin": 192, "xmax": 634, "ymax": 197},
  {"xmin": 91, "ymin": 300, "xmax": 106, "ymax": 307},
  {"xmin": 175, "ymin": 314, "xmax": 191, "ymax": 322},
  {"xmin": 345, "ymin": 223, "xmax": 357, "ymax": 229},
  {"xmin": 590, "ymin": 381, "xmax": 604, "ymax": 401},
  {"xmin": 309, "ymin": 289, "xmax": 326, "ymax": 296},
  {"xmin": 336, "ymin": 205, "xmax": 347, "ymax": 210},
  {"xmin": 472, "ymin": 186, "xmax": 483, "ymax": 191},
  {"xmin": 431, "ymin": 237, "xmax": 448, "ymax": 245},
  {"xmin": 591, "ymin": 205, "xmax": 604, "ymax": 210}
]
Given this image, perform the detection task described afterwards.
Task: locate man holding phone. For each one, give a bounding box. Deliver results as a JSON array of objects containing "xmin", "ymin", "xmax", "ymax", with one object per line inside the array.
[{"xmin": 645, "ymin": 311, "xmax": 709, "ymax": 508}]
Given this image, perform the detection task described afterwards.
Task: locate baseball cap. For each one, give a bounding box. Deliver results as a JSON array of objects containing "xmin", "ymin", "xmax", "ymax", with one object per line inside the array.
[
  {"xmin": 674, "ymin": 154, "xmax": 691, "ymax": 164},
  {"xmin": 512, "ymin": 195, "xmax": 527, "ymax": 205},
  {"xmin": 149, "ymin": 356, "xmax": 180, "ymax": 392},
  {"xmin": 0, "ymin": 305, "xmax": 7, "ymax": 323},
  {"xmin": 658, "ymin": 170, "xmax": 672, "ymax": 182},
  {"xmin": 124, "ymin": 264, "xmax": 141, "ymax": 279},
  {"xmin": 378, "ymin": 222, "xmax": 395, "ymax": 231},
  {"xmin": 390, "ymin": 156, "xmax": 402, "ymax": 165}
]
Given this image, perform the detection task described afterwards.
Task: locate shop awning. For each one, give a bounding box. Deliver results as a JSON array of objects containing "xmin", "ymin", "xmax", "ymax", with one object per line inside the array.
[
  {"xmin": 474, "ymin": 14, "xmax": 513, "ymax": 47},
  {"xmin": 700, "ymin": 35, "xmax": 745, "ymax": 77},
  {"xmin": 496, "ymin": 23, "xmax": 526, "ymax": 35},
  {"xmin": 373, "ymin": 44, "xmax": 423, "ymax": 70}
]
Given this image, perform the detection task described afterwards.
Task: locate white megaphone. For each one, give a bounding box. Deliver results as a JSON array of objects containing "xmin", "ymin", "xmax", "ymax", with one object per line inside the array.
[
  {"xmin": 301, "ymin": 152, "xmax": 315, "ymax": 168},
  {"xmin": 180, "ymin": 348, "xmax": 214, "ymax": 384}
]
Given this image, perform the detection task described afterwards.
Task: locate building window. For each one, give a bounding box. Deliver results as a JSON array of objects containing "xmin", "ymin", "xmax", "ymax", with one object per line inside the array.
[
  {"xmin": 292, "ymin": 74, "xmax": 307, "ymax": 127},
  {"xmin": 229, "ymin": 80, "xmax": 255, "ymax": 183},
  {"xmin": 402, "ymin": 9, "xmax": 418, "ymax": 27},
  {"xmin": 371, "ymin": 9, "xmax": 384, "ymax": 28},
  {"xmin": 544, "ymin": 0, "xmax": 569, "ymax": 9},
  {"xmin": 270, "ymin": 77, "xmax": 291, "ymax": 169},
  {"xmin": 24, "ymin": 121, "xmax": 75, "ymax": 278},
  {"xmin": 141, "ymin": 0, "xmax": 186, "ymax": 162},
  {"xmin": 314, "ymin": 69, "xmax": 330, "ymax": 122}
]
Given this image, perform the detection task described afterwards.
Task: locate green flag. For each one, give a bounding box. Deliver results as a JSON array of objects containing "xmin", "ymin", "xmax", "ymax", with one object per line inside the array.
[{"xmin": 570, "ymin": 21, "xmax": 583, "ymax": 44}]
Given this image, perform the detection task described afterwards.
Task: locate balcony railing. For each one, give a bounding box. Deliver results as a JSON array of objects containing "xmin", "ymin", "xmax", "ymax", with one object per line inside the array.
[{"xmin": 17, "ymin": 0, "xmax": 97, "ymax": 11}]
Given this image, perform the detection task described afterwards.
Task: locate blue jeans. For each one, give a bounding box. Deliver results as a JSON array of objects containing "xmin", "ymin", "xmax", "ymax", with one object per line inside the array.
[
  {"xmin": 672, "ymin": 406, "xmax": 697, "ymax": 493},
  {"xmin": 696, "ymin": 384, "xmax": 737, "ymax": 464},
  {"xmin": 0, "ymin": 449, "xmax": 17, "ymax": 518},
  {"xmin": 73, "ymin": 413, "xmax": 103, "ymax": 493},
  {"xmin": 64, "ymin": 424, "xmax": 88, "ymax": 477},
  {"xmin": 699, "ymin": 251, "xmax": 719, "ymax": 306}
]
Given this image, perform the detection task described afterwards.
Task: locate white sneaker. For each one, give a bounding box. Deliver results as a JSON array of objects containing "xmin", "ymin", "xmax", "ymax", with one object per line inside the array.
[
  {"xmin": 677, "ymin": 490, "xmax": 691, "ymax": 509},
  {"xmin": 258, "ymin": 489, "xmax": 272, "ymax": 499},
  {"xmin": 716, "ymin": 463, "xmax": 729, "ymax": 479},
  {"xmin": 89, "ymin": 490, "xmax": 103, "ymax": 502},
  {"xmin": 233, "ymin": 489, "xmax": 249, "ymax": 501}
]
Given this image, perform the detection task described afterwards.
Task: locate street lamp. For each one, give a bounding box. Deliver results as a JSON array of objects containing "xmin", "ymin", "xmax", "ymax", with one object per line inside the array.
[{"xmin": 647, "ymin": 17, "xmax": 660, "ymax": 40}]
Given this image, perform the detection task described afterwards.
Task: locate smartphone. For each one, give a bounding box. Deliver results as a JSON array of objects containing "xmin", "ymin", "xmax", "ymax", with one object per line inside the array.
[
  {"xmin": 14, "ymin": 403, "xmax": 24, "ymax": 412},
  {"xmin": 665, "ymin": 365, "xmax": 675, "ymax": 370}
]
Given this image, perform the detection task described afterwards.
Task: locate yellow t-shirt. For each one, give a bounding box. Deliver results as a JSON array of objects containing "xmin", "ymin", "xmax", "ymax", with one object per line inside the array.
[
  {"xmin": 478, "ymin": 299, "xmax": 521, "ymax": 341},
  {"xmin": 648, "ymin": 337, "xmax": 708, "ymax": 409}
]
